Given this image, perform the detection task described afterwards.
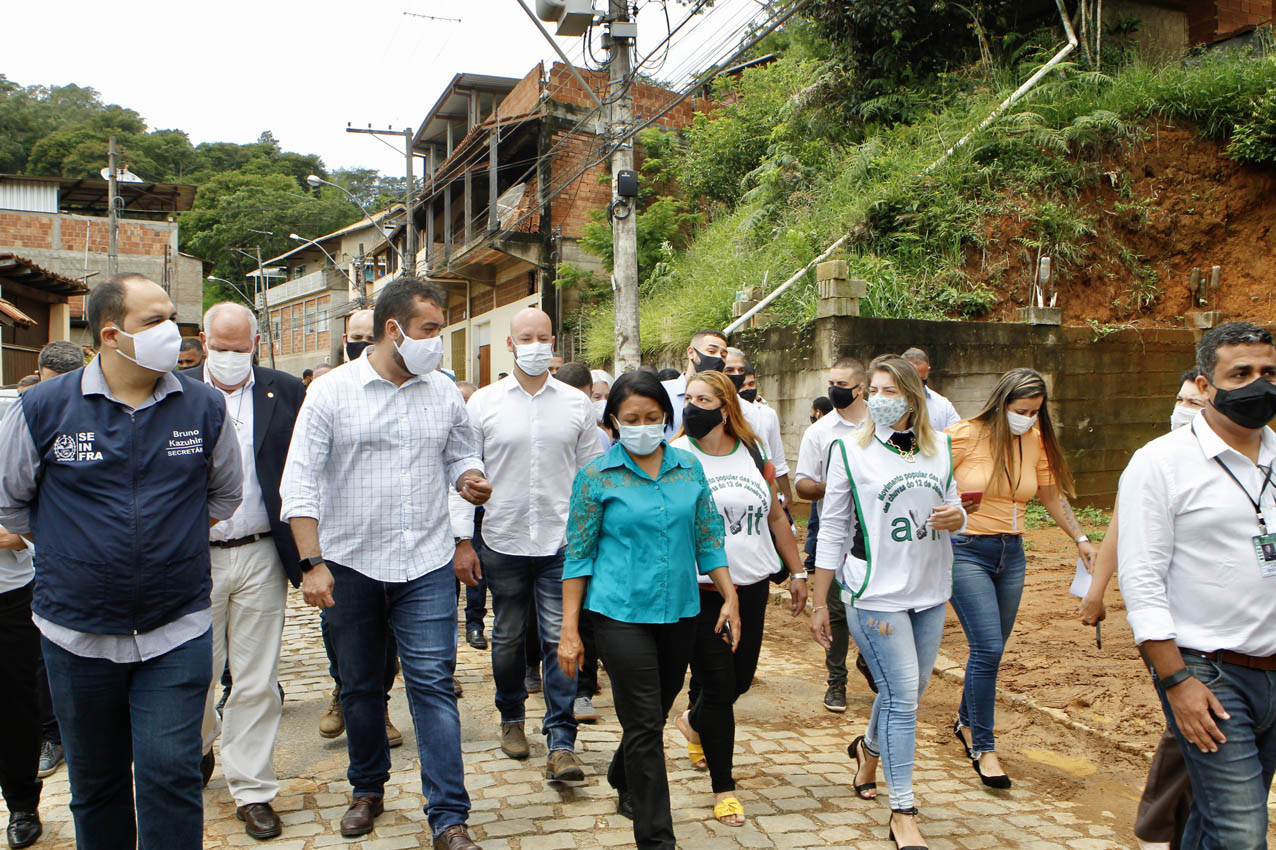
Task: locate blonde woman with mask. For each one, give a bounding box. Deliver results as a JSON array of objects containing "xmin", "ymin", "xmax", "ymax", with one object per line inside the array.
[
  {"xmin": 669, "ymin": 370, "xmax": 806, "ymax": 827},
  {"xmin": 946, "ymin": 368, "xmax": 1096, "ymax": 789},
  {"xmin": 812, "ymin": 356, "xmax": 965, "ymax": 850}
]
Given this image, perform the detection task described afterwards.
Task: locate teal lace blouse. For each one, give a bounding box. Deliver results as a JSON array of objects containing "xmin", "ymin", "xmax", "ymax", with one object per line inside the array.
[{"xmin": 564, "ymin": 441, "xmax": 727, "ymax": 624}]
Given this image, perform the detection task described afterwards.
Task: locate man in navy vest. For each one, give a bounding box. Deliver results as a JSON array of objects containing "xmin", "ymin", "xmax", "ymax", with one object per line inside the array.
[
  {"xmin": 0, "ymin": 273, "xmax": 244, "ymax": 850},
  {"xmin": 191, "ymin": 301, "xmax": 305, "ymax": 841}
]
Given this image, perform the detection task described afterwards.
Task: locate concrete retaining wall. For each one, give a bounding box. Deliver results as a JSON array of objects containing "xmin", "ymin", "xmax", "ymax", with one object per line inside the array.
[{"xmin": 735, "ymin": 316, "xmax": 1198, "ymax": 508}]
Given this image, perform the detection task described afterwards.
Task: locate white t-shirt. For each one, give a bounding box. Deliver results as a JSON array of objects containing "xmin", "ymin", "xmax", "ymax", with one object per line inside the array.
[
  {"xmin": 814, "ymin": 424, "xmax": 964, "ymax": 612},
  {"xmin": 741, "ymin": 399, "xmax": 789, "ymax": 478},
  {"xmin": 672, "ymin": 436, "xmax": 779, "ymax": 587}
]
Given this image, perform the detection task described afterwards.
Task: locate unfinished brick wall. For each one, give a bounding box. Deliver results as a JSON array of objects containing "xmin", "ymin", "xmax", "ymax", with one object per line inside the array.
[
  {"xmin": 548, "ymin": 130, "xmax": 612, "ymax": 239},
  {"xmin": 0, "ymin": 213, "xmax": 53, "ymax": 249},
  {"xmin": 495, "ymin": 272, "xmax": 536, "ymax": 308},
  {"xmin": 1189, "ymin": 0, "xmax": 1274, "ymax": 43},
  {"xmin": 496, "ymin": 65, "xmax": 545, "ymax": 121},
  {"xmin": 547, "ymin": 64, "xmax": 705, "ymax": 129},
  {"xmin": 61, "ymin": 218, "xmax": 171, "ymax": 256}
]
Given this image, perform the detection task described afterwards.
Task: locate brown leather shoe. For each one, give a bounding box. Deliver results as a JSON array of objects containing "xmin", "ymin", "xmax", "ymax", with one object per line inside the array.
[
  {"xmin": 236, "ymin": 802, "xmax": 282, "ymax": 840},
  {"xmin": 546, "ymin": 749, "xmax": 585, "ymax": 782},
  {"xmin": 339, "ymin": 796, "xmax": 384, "ymax": 838},
  {"xmin": 433, "ymin": 824, "xmax": 481, "ymax": 850},
  {"xmin": 500, "ymin": 721, "xmax": 529, "ymax": 759}
]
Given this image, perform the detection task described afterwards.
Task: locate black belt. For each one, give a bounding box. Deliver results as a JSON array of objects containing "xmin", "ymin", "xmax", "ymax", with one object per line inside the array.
[{"xmin": 210, "ymin": 532, "xmax": 271, "ymax": 549}]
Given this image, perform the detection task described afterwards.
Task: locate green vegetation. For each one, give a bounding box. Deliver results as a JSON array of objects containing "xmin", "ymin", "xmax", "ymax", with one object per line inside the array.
[
  {"xmin": 0, "ymin": 75, "xmax": 404, "ymax": 307},
  {"xmin": 576, "ymin": 29, "xmax": 1276, "ymax": 362},
  {"xmin": 1024, "ymin": 500, "xmax": 1112, "ymax": 530}
]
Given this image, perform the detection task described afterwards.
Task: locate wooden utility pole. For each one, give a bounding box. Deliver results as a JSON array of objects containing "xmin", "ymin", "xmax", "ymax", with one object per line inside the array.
[
  {"xmin": 346, "ymin": 125, "xmax": 419, "ymax": 275},
  {"xmin": 609, "ymin": 0, "xmax": 640, "ymax": 372},
  {"xmin": 107, "ymin": 136, "xmax": 119, "ymax": 277}
]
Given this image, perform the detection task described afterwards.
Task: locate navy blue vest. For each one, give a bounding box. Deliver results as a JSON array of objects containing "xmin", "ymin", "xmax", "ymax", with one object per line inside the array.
[{"xmin": 21, "ymin": 368, "xmax": 226, "ymax": 634}]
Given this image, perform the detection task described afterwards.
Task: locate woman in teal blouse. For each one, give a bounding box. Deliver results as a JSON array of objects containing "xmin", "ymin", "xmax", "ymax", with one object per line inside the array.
[{"xmin": 559, "ymin": 370, "xmax": 740, "ymax": 850}]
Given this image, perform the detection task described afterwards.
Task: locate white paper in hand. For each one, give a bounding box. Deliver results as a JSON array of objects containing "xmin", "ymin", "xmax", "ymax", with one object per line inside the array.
[{"xmin": 1069, "ymin": 557, "xmax": 1092, "ymax": 598}]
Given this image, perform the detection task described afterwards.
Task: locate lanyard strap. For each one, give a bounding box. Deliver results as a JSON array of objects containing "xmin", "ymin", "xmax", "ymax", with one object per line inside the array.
[{"xmin": 1213, "ymin": 456, "xmax": 1274, "ymax": 534}]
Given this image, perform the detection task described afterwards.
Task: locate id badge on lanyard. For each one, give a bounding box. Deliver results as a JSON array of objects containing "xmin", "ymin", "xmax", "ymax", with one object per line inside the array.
[{"xmin": 1216, "ymin": 454, "xmax": 1276, "ymax": 576}]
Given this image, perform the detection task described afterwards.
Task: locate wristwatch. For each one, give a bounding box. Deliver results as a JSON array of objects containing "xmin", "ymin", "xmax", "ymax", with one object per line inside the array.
[
  {"xmin": 299, "ymin": 555, "xmax": 325, "ymax": 574},
  {"xmin": 1156, "ymin": 667, "xmax": 1195, "ymax": 691},
  {"xmin": 790, "ymin": 572, "xmax": 808, "ymax": 580}
]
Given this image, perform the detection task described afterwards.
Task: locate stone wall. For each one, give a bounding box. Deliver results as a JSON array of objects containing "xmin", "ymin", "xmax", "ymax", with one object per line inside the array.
[{"xmin": 735, "ymin": 316, "xmax": 1198, "ymax": 508}]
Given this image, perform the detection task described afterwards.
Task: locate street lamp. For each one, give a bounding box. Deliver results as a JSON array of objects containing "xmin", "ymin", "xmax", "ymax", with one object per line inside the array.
[
  {"xmin": 305, "ymin": 174, "xmax": 407, "ymax": 271},
  {"xmin": 288, "ymin": 234, "xmax": 368, "ymax": 307},
  {"xmin": 206, "ymin": 275, "xmax": 254, "ymax": 307}
]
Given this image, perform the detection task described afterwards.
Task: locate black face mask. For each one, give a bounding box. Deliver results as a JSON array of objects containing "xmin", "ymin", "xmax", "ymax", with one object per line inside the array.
[
  {"xmin": 683, "ymin": 403, "xmax": 724, "ymax": 440},
  {"xmin": 1211, "ymin": 376, "xmax": 1276, "ymax": 430},
  {"xmin": 828, "ymin": 384, "xmax": 858, "ymax": 410},
  {"xmin": 727, "ymin": 373, "xmax": 747, "ymax": 391},
  {"xmin": 345, "ymin": 340, "xmax": 373, "ymax": 362},
  {"xmin": 739, "ymin": 388, "xmax": 758, "ymax": 404},
  {"xmin": 692, "ymin": 349, "xmax": 725, "ymax": 374}
]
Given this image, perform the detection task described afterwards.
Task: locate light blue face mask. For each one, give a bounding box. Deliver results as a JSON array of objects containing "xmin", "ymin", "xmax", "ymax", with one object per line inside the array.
[
  {"xmin": 867, "ymin": 394, "xmax": 910, "ymax": 427},
  {"xmin": 615, "ymin": 422, "xmax": 665, "ymax": 456}
]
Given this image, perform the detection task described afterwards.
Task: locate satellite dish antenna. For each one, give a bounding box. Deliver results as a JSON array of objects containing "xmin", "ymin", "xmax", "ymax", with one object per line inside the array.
[
  {"xmin": 495, "ymin": 183, "xmax": 527, "ymax": 228},
  {"xmin": 99, "ymin": 166, "xmax": 144, "ymax": 184}
]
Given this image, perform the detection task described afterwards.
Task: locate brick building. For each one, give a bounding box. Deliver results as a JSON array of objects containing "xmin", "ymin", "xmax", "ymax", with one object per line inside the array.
[
  {"xmin": 1105, "ymin": 0, "xmax": 1273, "ymax": 56},
  {"xmin": 410, "ymin": 63, "xmax": 700, "ymax": 384},
  {"xmin": 255, "ymin": 207, "xmax": 404, "ymax": 376},
  {"xmin": 0, "ymin": 174, "xmax": 204, "ymax": 346},
  {"xmin": 0, "ymin": 253, "xmax": 88, "ymax": 385}
]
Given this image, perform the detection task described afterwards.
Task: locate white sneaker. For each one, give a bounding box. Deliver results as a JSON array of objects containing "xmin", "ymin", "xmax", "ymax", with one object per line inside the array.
[{"xmin": 1136, "ymin": 841, "xmax": 1170, "ymax": 850}]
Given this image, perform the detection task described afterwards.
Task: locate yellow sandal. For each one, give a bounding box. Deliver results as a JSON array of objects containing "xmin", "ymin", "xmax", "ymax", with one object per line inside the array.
[
  {"xmin": 713, "ymin": 796, "xmax": 745, "ymax": 826},
  {"xmin": 687, "ymin": 740, "xmax": 707, "ymax": 770}
]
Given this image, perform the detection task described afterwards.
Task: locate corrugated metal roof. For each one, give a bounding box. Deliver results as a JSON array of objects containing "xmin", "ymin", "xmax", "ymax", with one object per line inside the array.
[{"xmin": 0, "ymin": 178, "xmax": 58, "ymax": 213}]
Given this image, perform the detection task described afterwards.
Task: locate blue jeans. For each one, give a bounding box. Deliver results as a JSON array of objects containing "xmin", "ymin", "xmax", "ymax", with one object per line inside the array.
[
  {"xmin": 847, "ymin": 602, "xmax": 946, "ymax": 811},
  {"xmin": 480, "ymin": 539, "xmax": 576, "ymax": 751},
  {"xmin": 42, "ymin": 629, "xmax": 211, "ymax": 850},
  {"xmin": 321, "ymin": 562, "xmax": 469, "ymax": 835},
  {"xmin": 1157, "ymin": 652, "xmax": 1276, "ymax": 850},
  {"xmin": 949, "ymin": 533, "xmax": 1026, "ymax": 755}
]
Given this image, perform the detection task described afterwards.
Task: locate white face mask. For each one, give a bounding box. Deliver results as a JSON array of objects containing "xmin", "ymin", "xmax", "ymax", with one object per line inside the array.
[
  {"xmin": 592, "ymin": 398, "xmax": 607, "ymax": 423},
  {"xmin": 514, "ymin": 341, "xmax": 554, "ymax": 377},
  {"xmin": 615, "ymin": 422, "xmax": 665, "ymax": 456},
  {"xmin": 1170, "ymin": 405, "xmax": 1198, "ymax": 431},
  {"xmin": 113, "ymin": 320, "xmax": 182, "ymax": 373},
  {"xmin": 205, "ymin": 349, "xmax": 253, "ymax": 387},
  {"xmin": 1007, "ymin": 410, "xmax": 1038, "ymax": 436},
  {"xmin": 391, "ymin": 321, "xmax": 443, "ymax": 376}
]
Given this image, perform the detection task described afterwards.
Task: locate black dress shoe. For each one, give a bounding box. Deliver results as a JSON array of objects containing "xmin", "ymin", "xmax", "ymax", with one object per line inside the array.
[
  {"xmin": 466, "ymin": 628, "xmax": 487, "ymax": 650},
  {"xmin": 6, "ymin": 811, "xmax": 42, "ymax": 849},
  {"xmin": 200, "ymin": 750, "xmax": 215, "ymax": 787},
  {"xmin": 237, "ymin": 802, "xmax": 283, "ymax": 840},
  {"xmin": 616, "ymin": 791, "xmax": 634, "ymax": 820}
]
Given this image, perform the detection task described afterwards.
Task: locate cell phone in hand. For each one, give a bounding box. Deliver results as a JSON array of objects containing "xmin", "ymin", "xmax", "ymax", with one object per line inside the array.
[
  {"xmin": 961, "ymin": 490, "xmax": 984, "ymax": 512},
  {"xmin": 721, "ymin": 621, "xmax": 733, "ymax": 646}
]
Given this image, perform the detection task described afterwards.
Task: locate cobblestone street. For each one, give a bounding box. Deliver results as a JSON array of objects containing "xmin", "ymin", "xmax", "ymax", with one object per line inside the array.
[{"xmin": 30, "ymin": 589, "xmax": 1136, "ymax": 850}]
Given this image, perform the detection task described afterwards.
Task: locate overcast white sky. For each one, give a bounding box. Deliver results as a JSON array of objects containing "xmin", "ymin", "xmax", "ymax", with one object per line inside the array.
[{"xmin": 4, "ymin": 0, "xmax": 771, "ymax": 178}]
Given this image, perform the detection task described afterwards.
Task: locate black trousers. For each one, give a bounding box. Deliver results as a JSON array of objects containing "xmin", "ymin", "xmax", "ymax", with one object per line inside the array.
[
  {"xmin": 687, "ymin": 581, "xmax": 769, "ymax": 793},
  {"xmin": 576, "ymin": 610, "xmax": 600, "ymax": 698},
  {"xmin": 595, "ymin": 614, "xmax": 696, "ymax": 850},
  {"xmin": 0, "ymin": 582, "xmax": 43, "ymax": 813}
]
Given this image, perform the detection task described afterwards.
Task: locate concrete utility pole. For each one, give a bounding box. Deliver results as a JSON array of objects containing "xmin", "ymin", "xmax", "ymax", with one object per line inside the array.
[
  {"xmin": 345, "ymin": 125, "xmax": 417, "ymax": 275},
  {"xmin": 256, "ymin": 245, "xmax": 277, "ymax": 368},
  {"xmin": 608, "ymin": 0, "xmax": 641, "ymax": 372},
  {"xmin": 107, "ymin": 136, "xmax": 119, "ymax": 277}
]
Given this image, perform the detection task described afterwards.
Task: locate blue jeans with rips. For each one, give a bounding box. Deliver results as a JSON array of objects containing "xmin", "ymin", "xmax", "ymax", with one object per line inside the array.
[
  {"xmin": 479, "ymin": 538, "xmax": 576, "ymax": 752},
  {"xmin": 949, "ymin": 532, "xmax": 1026, "ymax": 756},
  {"xmin": 43, "ymin": 629, "xmax": 211, "ymax": 850},
  {"xmin": 1157, "ymin": 652, "xmax": 1276, "ymax": 850},
  {"xmin": 321, "ymin": 562, "xmax": 469, "ymax": 836},
  {"xmin": 847, "ymin": 602, "xmax": 946, "ymax": 811}
]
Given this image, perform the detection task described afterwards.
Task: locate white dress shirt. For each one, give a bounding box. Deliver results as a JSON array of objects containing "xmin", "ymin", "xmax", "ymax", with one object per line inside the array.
[
  {"xmin": 662, "ymin": 373, "xmax": 690, "ymax": 436},
  {"xmin": 924, "ymin": 386, "xmax": 961, "ymax": 433},
  {"xmin": 0, "ymin": 540, "xmax": 34, "ymax": 595},
  {"xmin": 795, "ymin": 408, "xmax": 865, "ymax": 494},
  {"xmin": 1118, "ymin": 415, "xmax": 1276, "ymax": 656},
  {"xmin": 741, "ymin": 398, "xmax": 789, "ymax": 478},
  {"xmin": 205, "ymin": 367, "xmax": 271, "ymax": 542},
  {"xmin": 279, "ymin": 350, "xmax": 483, "ymax": 583},
  {"xmin": 449, "ymin": 375, "xmax": 603, "ymax": 556}
]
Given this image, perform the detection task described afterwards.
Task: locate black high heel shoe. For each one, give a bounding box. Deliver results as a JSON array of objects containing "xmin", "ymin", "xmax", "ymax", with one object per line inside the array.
[
  {"xmin": 888, "ymin": 807, "xmax": 928, "ymax": 850},
  {"xmin": 952, "ymin": 719, "xmax": 973, "ymax": 760},
  {"xmin": 971, "ymin": 753, "xmax": 1012, "ymax": 789},
  {"xmin": 846, "ymin": 735, "xmax": 877, "ymax": 800}
]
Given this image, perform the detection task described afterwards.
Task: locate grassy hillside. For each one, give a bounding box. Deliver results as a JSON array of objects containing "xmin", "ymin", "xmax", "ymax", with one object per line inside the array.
[{"xmin": 578, "ymin": 37, "xmax": 1276, "ymax": 362}]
